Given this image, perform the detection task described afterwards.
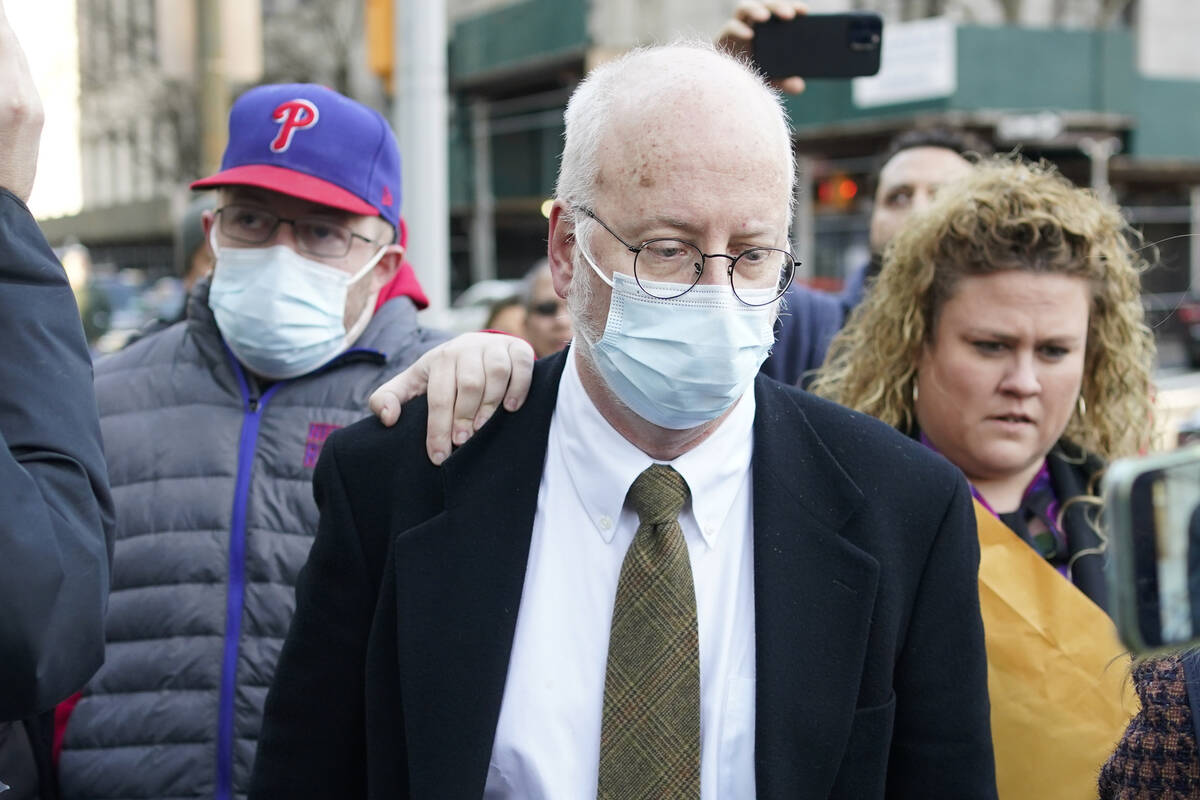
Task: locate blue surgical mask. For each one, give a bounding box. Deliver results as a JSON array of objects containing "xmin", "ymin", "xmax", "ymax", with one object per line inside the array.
[
  {"xmin": 579, "ymin": 248, "xmax": 777, "ymax": 430},
  {"xmin": 208, "ymin": 234, "xmax": 385, "ymax": 380}
]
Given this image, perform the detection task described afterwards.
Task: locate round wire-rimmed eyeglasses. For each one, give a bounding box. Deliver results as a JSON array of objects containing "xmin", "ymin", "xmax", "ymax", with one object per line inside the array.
[{"xmin": 579, "ymin": 208, "xmax": 797, "ymax": 306}]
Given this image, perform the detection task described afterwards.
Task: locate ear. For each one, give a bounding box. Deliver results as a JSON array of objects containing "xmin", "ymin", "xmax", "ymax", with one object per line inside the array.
[
  {"xmin": 201, "ymin": 209, "xmax": 215, "ymax": 236},
  {"xmin": 370, "ymin": 245, "xmax": 404, "ymax": 292},
  {"xmin": 547, "ymin": 200, "xmax": 575, "ymax": 299}
]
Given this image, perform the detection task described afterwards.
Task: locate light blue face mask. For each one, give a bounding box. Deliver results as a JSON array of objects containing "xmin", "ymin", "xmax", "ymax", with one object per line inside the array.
[
  {"xmin": 208, "ymin": 234, "xmax": 385, "ymax": 380},
  {"xmin": 579, "ymin": 248, "xmax": 777, "ymax": 430}
]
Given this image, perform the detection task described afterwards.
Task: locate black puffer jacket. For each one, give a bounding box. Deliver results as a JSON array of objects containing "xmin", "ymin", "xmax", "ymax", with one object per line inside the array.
[{"xmin": 0, "ymin": 188, "xmax": 114, "ymax": 800}]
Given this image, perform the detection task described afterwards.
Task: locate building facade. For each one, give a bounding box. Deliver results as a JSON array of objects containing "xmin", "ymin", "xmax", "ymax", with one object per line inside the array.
[
  {"xmin": 48, "ymin": 0, "xmax": 382, "ymax": 273},
  {"xmin": 45, "ymin": 0, "xmax": 1200, "ymax": 311},
  {"xmin": 445, "ymin": 0, "xmax": 1200, "ymax": 302}
]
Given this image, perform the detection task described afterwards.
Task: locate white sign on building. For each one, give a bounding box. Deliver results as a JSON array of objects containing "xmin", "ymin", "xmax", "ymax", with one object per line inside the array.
[
  {"xmin": 1138, "ymin": 0, "xmax": 1200, "ymax": 80},
  {"xmin": 852, "ymin": 17, "xmax": 957, "ymax": 109}
]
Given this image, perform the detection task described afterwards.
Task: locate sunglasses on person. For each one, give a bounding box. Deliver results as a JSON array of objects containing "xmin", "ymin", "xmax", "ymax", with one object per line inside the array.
[{"xmin": 528, "ymin": 299, "xmax": 564, "ymax": 317}]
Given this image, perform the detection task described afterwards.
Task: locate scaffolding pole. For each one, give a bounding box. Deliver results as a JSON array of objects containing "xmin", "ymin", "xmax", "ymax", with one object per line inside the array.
[{"xmin": 394, "ymin": 0, "xmax": 450, "ymax": 316}]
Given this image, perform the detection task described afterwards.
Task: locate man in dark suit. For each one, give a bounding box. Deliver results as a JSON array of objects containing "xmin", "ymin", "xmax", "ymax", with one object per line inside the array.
[{"xmin": 251, "ymin": 42, "xmax": 995, "ymax": 800}]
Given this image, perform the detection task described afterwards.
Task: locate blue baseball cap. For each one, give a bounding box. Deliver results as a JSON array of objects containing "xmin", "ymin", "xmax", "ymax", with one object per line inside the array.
[{"xmin": 191, "ymin": 83, "xmax": 401, "ymax": 229}]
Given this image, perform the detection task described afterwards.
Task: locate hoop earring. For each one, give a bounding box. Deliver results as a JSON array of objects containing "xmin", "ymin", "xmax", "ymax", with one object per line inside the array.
[{"xmin": 1076, "ymin": 394, "xmax": 1087, "ymax": 418}]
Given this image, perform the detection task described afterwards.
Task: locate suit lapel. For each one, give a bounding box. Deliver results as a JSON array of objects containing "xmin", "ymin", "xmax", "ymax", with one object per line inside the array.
[
  {"xmin": 392, "ymin": 363, "xmax": 883, "ymax": 796},
  {"xmin": 751, "ymin": 378, "xmax": 881, "ymax": 799},
  {"xmin": 389, "ymin": 350, "xmax": 568, "ymax": 797}
]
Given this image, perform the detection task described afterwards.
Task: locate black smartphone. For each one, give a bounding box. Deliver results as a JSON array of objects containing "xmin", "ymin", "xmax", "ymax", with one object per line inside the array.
[
  {"xmin": 751, "ymin": 13, "xmax": 883, "ymax": 79},
  {"xmin": 1105, "ymin": 446, "xmax": 1200, "ymax": 652}
]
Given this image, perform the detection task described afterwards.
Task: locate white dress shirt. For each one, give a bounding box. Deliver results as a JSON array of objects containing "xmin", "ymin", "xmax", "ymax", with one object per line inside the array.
[{"xmin": 485, "ymin": 349, "xmax": 757, "ymax": 799}]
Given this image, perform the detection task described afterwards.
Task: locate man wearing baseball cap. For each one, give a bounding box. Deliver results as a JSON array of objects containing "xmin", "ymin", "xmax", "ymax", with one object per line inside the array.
[{"xmin": 56, "ymin": 84, "xmax": 450, "ymax": 800}]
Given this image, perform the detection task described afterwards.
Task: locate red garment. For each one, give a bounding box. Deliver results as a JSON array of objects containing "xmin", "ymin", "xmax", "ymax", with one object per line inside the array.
[
  {"xmin": 374, "ymin": 217, "xmax": 428, "ymax": 310},
  {"xmin": 373, "ymin": 216, "xmax": 430, "ymax": 311},
  {"xmin": 53, "ymin": 691, "xmax": 82, "ymax": 766},
  {"xmin": 376, "ymin": 260, "xmax": 429, "ymax": 311}
]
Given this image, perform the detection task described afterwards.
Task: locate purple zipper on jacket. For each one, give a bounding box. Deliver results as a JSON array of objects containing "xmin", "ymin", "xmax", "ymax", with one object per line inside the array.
[{"xmin": 216, "ymin": 353, "xmax": 283, "ymax": 800}]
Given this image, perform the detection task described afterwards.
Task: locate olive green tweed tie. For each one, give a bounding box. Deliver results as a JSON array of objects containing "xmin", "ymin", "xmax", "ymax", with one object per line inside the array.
[{"xmin": 597, "ymin": 464, "xmax": 700, "ymax": 800}]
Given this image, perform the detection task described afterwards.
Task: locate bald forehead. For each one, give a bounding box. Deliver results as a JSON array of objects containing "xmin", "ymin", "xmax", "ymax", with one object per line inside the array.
[
  {"xmin": 611, "ymin": 49, "xmax": 785, "ymax": 135},
  {"xmin": 617, "ymin": 47, "xmax": 770, "ymax": 102},
  {"xmin": 876, "ymin": 147, "xmax": 972, "ymax": 196},
  {"xmin": 599, "ymin": 64, "xmax": 791, "ymax": 190}
]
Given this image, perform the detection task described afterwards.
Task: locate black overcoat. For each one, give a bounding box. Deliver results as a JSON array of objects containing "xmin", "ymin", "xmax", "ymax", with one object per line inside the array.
[{"xmin": 250, "ymin": 350, "xmax": 997, "ymax": 799}]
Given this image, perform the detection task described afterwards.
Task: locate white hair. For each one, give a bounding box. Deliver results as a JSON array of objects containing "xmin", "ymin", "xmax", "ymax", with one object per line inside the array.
[
  {"xmin": 554, "ymin": 39, "xmax": 796, "ymax": 228},
  {"xmin": 519, "ymin": 258, "xmax": 552, "ymax": 305},
  {"xmin": 565, "ymin": 237, "xmax": 623, "ymax": 409}
]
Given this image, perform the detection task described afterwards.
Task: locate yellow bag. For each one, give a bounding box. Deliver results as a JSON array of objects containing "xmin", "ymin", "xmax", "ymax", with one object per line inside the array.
[{"xmin": 974, "ymin": 500, "xmax": 1137, "ymax": 800}]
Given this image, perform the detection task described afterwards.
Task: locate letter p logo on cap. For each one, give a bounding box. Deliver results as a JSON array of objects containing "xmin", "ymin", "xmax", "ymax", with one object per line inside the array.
[
  {"xmin": 270, "ymin": 99, "xmax": 320, "ymax": 153},
  {"xmin": 191, "ymin": 83, "xmax": 402, "ymax": 229}
]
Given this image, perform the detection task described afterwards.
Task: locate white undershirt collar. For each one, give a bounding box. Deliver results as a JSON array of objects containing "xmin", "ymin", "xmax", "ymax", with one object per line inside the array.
[{"xmin": 555, "ymin": 345, "xmax": 756, "ymax": 549}]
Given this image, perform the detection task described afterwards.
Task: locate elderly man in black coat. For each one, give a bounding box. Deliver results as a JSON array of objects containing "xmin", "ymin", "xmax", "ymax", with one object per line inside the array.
[{"xmin": 252, "ymin": 42, "xmax": 996, "ymax": 800}]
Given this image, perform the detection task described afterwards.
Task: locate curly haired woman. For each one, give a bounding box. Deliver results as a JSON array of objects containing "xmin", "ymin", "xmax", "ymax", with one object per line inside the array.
[
  {"xmin": 812, "ymin": 155, "xmax": 1155, "ymax": 604},
  {"xmin": 810, "ymin": 155, "xmax": 1155, "ymax": 798}
]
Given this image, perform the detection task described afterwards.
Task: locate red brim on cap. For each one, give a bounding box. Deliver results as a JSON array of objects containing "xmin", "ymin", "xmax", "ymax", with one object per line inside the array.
[{"xmin": 190, "ymin": 164, "xmax": 378, "ymax": 217}]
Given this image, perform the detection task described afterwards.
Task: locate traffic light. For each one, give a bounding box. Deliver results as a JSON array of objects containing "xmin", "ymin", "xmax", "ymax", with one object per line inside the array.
[
  {"xmin": 366, "ymin": 0, "xmax": 393, "ymax": 85},
  {"xmin": 816, "ymin": 174, "xmax": 859, "ymax": 210}
]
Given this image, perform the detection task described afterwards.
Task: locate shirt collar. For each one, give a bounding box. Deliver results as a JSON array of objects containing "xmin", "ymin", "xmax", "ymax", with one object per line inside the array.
[{"xmin": 554, "ymin": 346, "xmax": 756, "ymax": 549}]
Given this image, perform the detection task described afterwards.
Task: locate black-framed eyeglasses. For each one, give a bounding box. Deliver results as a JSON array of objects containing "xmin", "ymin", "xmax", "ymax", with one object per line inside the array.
[
  {"xmin": 215, "ymin": 205, "xmax": 380, "ymax": 259},
  {"xmin": 580, "ymin": 208, "xmax": 797, "ymax": 306}
]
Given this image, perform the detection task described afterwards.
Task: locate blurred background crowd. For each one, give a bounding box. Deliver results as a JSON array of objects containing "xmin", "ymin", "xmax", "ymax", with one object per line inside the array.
[{"xmin": 15, "ymin": 1, "xmax": 1200, "ymax": 432}]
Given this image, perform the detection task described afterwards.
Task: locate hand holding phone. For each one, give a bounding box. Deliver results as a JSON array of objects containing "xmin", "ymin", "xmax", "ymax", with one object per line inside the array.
[
  {"xmin": 716, "ymin": 1, "xmax": 810, "ymax": 94},
  {"xmin": 751, "ymin": 13, "xmax": 883, "ymax": 80}
]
